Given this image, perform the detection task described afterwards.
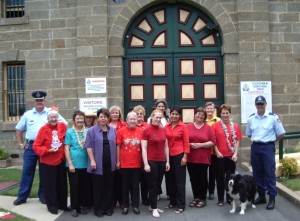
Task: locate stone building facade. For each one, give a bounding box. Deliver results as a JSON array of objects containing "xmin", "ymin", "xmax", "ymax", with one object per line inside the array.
[{"xmin": 0, "ymin": 0, "xmax": 299, "ymax": 165}]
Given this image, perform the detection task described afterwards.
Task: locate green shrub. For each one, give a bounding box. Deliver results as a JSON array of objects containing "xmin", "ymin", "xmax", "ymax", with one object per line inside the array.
[
  {"xmin": 0, "ymin": 147, "xmax": 9, "ymax": 160},
  {"xmin": 279, "ymin": 157, "xmax": 298, "ymax": 179}
]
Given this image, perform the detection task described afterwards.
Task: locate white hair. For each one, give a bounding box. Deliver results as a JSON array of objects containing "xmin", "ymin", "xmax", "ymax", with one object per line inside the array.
[{"xmin": 47, "ymin": 110, "xmax": 59, "ymax": 117}]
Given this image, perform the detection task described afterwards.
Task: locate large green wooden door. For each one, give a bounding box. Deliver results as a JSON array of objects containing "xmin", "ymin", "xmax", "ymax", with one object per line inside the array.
[{"xmin": 124, "ymin": 3, "xmax": 223, "ymax": 122}]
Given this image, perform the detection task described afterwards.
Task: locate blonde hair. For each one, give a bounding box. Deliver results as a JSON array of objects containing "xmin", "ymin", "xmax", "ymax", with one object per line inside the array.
[
  {"xmin": 133, "ymin": 105, "xmax": 146, "ymax": 116},
  {"xmin": 109, "ymin": 105, "xmax": 123, "ymax": 121}
]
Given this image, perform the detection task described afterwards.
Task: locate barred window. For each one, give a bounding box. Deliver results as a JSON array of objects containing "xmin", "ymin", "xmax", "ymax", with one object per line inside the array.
[
  {"xmin": 4, "ymin": 63, "xmax": 26, "ymax": 121},
  {"xmin": 6, "ymin": 0, "xmax": 25, "ymax": 18}
]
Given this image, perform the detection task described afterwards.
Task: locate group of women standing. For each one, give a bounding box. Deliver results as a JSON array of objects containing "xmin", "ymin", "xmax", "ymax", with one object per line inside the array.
[{"xmin": 32, "ymin": 100, "xmax": 242, "ymax": 218}]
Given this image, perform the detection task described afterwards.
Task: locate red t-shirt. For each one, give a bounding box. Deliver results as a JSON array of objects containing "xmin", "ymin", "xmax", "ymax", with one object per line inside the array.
[
  {"xmin": 186, "ymin": 123, "xmax": 216, "ymax": 164},
  {"xmin": 117, "ymin": 126, "xmax": 143, "ymax": 168},
  {"xmin": 33, "ymin": 122, "xmax": 67, "ymax": 166},
  {"xmin": 136, "ymin": 121, "xmax": 148, "ymax": 130},
  {"xmin": 142, "ymin": 124, "xmax": 167, "ymax": 161},
  {"xmin": 212, "ymin": 121, "xmax": 242, "ymax": 157},
  {"xmin": 165, "ymin": 121, "xmax": 190, "ymax": 156}
]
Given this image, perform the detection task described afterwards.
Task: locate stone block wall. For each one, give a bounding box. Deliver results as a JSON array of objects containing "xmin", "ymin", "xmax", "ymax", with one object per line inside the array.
[{"xmin": 0, "ymin": 0, "xmax": 299, "ymax": 165}]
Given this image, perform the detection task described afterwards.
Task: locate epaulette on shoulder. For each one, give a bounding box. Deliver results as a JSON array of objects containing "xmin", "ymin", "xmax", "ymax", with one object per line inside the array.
[
  {"xmin": 249, "ymin": 113, "xmax": 255, "ymax": 117},
  {"xmin": 269, "ymin": 112, "xmax": 275, "ymax": 116}
]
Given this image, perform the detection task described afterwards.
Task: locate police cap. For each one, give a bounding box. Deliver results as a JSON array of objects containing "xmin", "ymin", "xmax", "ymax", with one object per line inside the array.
[
  {"xmin": 32, "ymin": 90, "xmax": 47, "ymax": 100},
  {"xmin": 255, "ymin": 95, "xmax": 266, "ymax": 104}
]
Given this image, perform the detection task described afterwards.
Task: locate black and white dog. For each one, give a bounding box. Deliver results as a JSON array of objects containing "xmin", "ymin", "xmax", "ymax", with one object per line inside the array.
[{"xmin": 226, "ymin": 172, "xmax": 257, "ymax": 215}]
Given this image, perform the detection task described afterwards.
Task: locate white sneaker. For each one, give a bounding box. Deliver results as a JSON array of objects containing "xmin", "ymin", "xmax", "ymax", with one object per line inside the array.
[
  {"xmin": 149, "ymin": 207, "xmax": 164, "ymax": 213},
  {"xmin": 152, "ymin": 209, "xmax": 160, "ymax": 218}
]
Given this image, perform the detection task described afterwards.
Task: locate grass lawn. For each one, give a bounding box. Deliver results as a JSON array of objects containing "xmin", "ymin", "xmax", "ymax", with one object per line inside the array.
[
  {"xmin": 280, "ymin": 177, "xmax": 300, "ymax": 191},
  {"xmin": 0, "ymin": 168, "xmax": 39, "ymax": 198},
  {"xmin": 0, "ymin": 208, "xmax": 34, "ymax": 221}
]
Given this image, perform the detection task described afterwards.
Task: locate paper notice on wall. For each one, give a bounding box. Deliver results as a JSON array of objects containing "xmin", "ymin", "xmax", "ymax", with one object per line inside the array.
[
  {"xmin": 85, "ymin": 78, "xmax": 106, "ymax": 94},
  {"xmin": 240, "ymin": 81, "xmax": 272, "ymax": 123},
  {"xmin": 79, "ymin": 97, "xmax": 107, "ymax": 114}
]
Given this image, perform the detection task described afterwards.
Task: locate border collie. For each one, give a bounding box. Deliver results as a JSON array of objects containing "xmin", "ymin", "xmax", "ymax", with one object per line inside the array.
[{"xmin": 227, "ymin": 173, "xmax": 256, "ymax": 215}]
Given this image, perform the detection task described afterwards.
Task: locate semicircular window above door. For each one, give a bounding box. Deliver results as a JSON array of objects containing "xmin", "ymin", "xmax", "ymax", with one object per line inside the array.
[{"xmin": 124, "ymin": 3, "xmax": 224, "ymax": 122}]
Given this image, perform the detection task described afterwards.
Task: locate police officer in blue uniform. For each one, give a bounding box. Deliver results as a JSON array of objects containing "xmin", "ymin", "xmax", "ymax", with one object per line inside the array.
[
  {"xmin": 246, "ymin": 95, "xmax": 285, "ymax": 210},
  {"xmin": 14, "ymin": 90, "xmax": 68, "ymax": 205}
]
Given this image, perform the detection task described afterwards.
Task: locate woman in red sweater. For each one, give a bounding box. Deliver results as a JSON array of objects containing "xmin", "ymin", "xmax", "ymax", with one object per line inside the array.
[
  {"xmin": 212, "ymin": 104, "xmax": 242, "ymax": 206},
  {"xmin": 141, "ymin": 109, "xmax": 170, "ymax": 218},
  {"xmin": 187, "ymin": 107, "xmax": 216, "ymax": 208},
  {"xmin": 165, "ymin": 106, "xmax": 190, "ymax": 213},
  {"xmin": 117, "ymin": 111, "xmax": 143, "ymax": 215},
  {"xmin": 33, "ymin": 110, "xmax": 68, "ymax": 215}
]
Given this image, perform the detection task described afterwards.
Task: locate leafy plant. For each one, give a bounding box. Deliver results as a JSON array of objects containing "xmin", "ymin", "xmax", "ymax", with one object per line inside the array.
[
  {"xmin": 278, "ymin": 157, "xmax": 298, "ymax": 179},
  {"xmin": 0, "ymin": 147, "xmax": 9, "ymax": 160}
]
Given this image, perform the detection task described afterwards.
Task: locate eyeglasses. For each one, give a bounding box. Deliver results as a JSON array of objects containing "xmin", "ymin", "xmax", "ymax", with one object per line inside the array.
[{"xmin": 136, "ymin": 113, "xmax": 144, "ymax": 116}]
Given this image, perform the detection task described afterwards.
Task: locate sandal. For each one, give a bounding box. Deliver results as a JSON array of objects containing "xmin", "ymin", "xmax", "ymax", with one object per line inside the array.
[
  {"xmin": 196, "ymin": 200, "xmax": 207, "ymax": 208},
  {"xmin": 218, "ymin": 201, "xmax": 224, "ymax": 206},
  {"xmin": 174, "ymin": 208, "xmax": 184, "ymax": 214},
  {"xmin": 165, "ymin": 204, "xmax": 175, "ymax": 209},
  {"xmin": 189, "ymin": 199, "xmax": 200, "ymax": 207}
]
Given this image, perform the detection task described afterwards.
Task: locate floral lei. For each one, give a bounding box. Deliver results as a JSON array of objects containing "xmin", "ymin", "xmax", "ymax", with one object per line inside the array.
[
  {"xmin": 73, "ymin": 125, "xmax": 86, "ymax": 149},
  {"xmin": 221, "ymin": 119, "xmax": 237, "ymax": 154}
]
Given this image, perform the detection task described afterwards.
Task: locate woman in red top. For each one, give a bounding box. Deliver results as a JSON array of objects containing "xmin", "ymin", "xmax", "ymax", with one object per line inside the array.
[
  {"xmin": 212, "ymin": 104, "xmax": 242, "ymax": 206},
  {"xmin": 165, "ymin": 106, "xmax": 190, "ymax": 214},
  {"xmin": 117, "ymin": 111, "xmax": 143, "ymax": 215},
  {"xmin": 108, "ymin": 105, "xmax": 126, "ymax": 208},
  {"xmin": 142, "ymin": 109, "xmax": 169, "ymax": 218},
  {"xmin": 187, "ymin": 107, "xmax": 216, "ymax": 208},
  {"xmin": 33, "ymin": 110, "xmax": 68, "ymax": 215}
]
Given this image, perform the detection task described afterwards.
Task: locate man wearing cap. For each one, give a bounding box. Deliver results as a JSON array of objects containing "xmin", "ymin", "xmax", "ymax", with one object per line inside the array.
[
  {"xmin": 246, "ymin": 95, "xmax": 285, "ymax": 210},
  {"xmin": 14, "ymin": 90, "xmax": 68, "ymax": 206}
]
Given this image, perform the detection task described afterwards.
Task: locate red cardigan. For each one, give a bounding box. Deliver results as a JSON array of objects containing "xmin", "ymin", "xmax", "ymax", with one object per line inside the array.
[{"xmin": 33, "ymin": 122, "xmax": 67, "ymax": 165}]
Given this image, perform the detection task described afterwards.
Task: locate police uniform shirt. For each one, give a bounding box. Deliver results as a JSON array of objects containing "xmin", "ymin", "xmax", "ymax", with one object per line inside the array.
[
  {"xmin": 15, "ymin": 107, "xmax": 68, "ymax": 141},
  {"xmin": 245, "ymin": 110, "xmax": 286, "ymax": 143}
]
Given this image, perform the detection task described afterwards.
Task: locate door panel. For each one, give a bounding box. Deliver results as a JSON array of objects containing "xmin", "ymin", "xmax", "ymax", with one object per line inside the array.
[{"xmin": 124, "ymin": 3, "xmax": 223, "ymax": 122}]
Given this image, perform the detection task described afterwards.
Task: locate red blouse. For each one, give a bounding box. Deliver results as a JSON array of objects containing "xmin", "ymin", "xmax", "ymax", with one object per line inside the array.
[
  {"xmin": 33, "ymin": 122, "xmax": 67, "ymax": 165},
  {"xmin": 165, "ymin": 121, "xmax": 190, "ymax": 156}
]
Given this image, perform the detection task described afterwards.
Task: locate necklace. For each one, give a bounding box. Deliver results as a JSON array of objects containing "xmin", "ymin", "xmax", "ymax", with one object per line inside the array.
[
  {"xmin": 73, "ymin": 125, "xmax": 86, "ymax": 148},
  {"xmin": 221, "ymin": 119, "xmax": 237, "ymax": 154}
]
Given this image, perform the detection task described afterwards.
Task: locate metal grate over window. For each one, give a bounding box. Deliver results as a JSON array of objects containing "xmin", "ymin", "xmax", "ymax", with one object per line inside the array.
[
  {"xmin": 6, "ymin": 0, "xmax": 25, "ymax": 18},
  {"xmin": 4, "ymin": 64, "xmax": 26, "ymax": 121}
]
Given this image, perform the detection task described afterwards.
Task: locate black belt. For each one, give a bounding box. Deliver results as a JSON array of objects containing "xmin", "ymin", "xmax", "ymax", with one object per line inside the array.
[
  {"xmin": 26, "ymin": 139, "xmax": 34, "ymax": 143},
  {"xmin": 253, "ymin": 141, "xmax": 274, "ymax": 145}
]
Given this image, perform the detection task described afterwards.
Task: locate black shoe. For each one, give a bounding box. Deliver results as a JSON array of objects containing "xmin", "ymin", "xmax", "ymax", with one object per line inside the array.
[
  {"xmin": 105, "ymin": 211, "xmax": 113, "ymax": 216},
  {"xmin": 208, "ymin": 194, "xmax": 214, "ymax": 200},
  {"xmin": 122, "ymin": 208, "xmax": 129, "ymax": 215},
  {"xmin": 80, "ymin": 206, "xmax": 88, "ymax": 215},
  {"xmin": 94, "ymin": 212, "xmax": 103, "ymax": 218},
  {"xmin": 266, "ymin": 197, "xmax": 275, "ymax": 210},
  {"xmin": 71, "ymin": 209, "xmax": 78, "ymax": 217},
  {"xmin": 254, "ymin": 195, "xmax": 267, "ymax": 205},
  {"xmin": 39, "ymin": 198, "xmax": 46, "ymax": 204},
  {"xmin": 226, "ymin": 198, "xmax": 232, "ymax": 205},
  {"xmin": 48, "ymin": 207, "xmax": 58, "ymax": 214},
  {"xmin": 133, "ymin": 207, "xmax": 140, "ymax": 215},
  {"xmin": 13, "ymin": 199, "xmax": 26, "ymax": 206}
]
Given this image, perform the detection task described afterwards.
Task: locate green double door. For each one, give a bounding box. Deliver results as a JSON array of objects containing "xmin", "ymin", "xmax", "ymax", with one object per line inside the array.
[{"xmin": 123, "ymin": 3, "xmax": 224, "ymax": 122}]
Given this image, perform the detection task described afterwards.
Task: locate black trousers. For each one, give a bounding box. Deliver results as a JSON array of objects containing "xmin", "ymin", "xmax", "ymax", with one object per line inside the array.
[
  {"xmin": 140, "ymin": 169, "xmax": 149, "ymax": 204},
  {"xmin": 92, "ymin": 165, "xmax": 115, "ymax": 215},
  {"xmin": 114, "ymin": 170, "xmax": 123, "ymax": 206},
  {"xmin": 67, "ymin": 168, "xmax": 92, "ymax": 211},
  {"xmin": 168, "ymin": 153, "xmax": 186, "ymax": 210},
  {"xmin": 187, "ymin": 163, "xmax": 209, "ymax": 201},
  {"xmin": 121, "ymin": 168, "xmax": 140, "ymax": 208},
  {"xmin": 40, "ymin": 162, "xmax": 68, "ymax": 212},
  {"xmin": 212, "ymin": 155, "xmax": 236, "ymax": 202},
  {"xmin": 145, "ymin": 161, "xmax": 165, "ymax": 209},
  {"xmin": 208, "ymin": 159, "xmax": 215, "ymax": 195}
]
